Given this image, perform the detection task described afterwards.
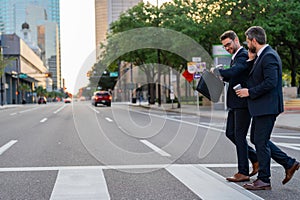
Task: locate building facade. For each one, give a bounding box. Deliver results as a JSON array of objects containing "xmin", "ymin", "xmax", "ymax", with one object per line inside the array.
[
  {"xmin": 0, "ymin": 0, "xmax": 61, "ymax": 90},
  {"xmin": 1, "ymin": 33, "xmax": 48, "ymax": 104},
  {"xmin": 94, "ymin": 0, "xmax": 142, "ymax": 59}
]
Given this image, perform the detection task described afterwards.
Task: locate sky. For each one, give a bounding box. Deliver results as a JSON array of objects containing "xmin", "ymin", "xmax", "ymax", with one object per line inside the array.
[{"xmin": 60, "ymin": 0, "xmax": 171, "ymax": 94}]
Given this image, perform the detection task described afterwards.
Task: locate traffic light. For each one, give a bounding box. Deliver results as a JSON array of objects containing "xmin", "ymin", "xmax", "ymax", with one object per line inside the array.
[
  {"xmin": 45, "ymin": 72, "xmax": 52, "ymax": 78},
  {"xmin": 87, "ymin": 71, "xmax": 92, "ymax": 77}
]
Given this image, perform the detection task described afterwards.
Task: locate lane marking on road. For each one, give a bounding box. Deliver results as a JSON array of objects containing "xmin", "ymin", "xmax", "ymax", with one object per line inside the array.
[
  {"xmin": 0, "ymin": 164, "xmax": 281, "ymax": 199},
  {"xmin": 19, "ymin": 107, "xmax": 39, "ymax": 114},
  {"xmin": 88, "ymin": 105, "xmax": 99, "ymax": 114},
  {"xmin": 275, "ymin": 142, "xmax": 300, "ymax": 151},
  {"xmin": 246, "ymin": 136, "xmax": 300, "ymax": 151},
  {"xmin": 50, "ymin": 169, "xmax": 110, "ymax": 200},
  {"xmin": 129, "ymin": 109, "xmax": 225, "ymax": 132},
  {"xmin": 40, "ymin": 118, "xmax": 48, "ymax": 123},
  {"xmin": 0, "ymin": 163, "xmax": 282, "ymax": 172},
  {"xmin": 166, "ymin": 165, "xmax": 263, "ymax": 200},
  {"xmin": 105, "ymin": 117, "xmax": 113, "ymax": 122},
  {"xmin": 10, "ymin": 107, "xmax": 40, "ymax": 116},
  {"xmin": 140, "ymin": 140, "xmax": 171, "ymax": 157},
  {"xmin": 53, "ymin": 104, "xmax": 67, "ymax": 114},
  {"xmin": 0, "ymin": 140, "xmax": 18, "ymax": 155},
  {"xmin": 271, "ymin": 135, "xmax": 300, "ymax": 139}
]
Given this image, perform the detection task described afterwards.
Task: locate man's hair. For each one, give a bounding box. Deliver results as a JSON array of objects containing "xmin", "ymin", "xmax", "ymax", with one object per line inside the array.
[
  {"xmin": 220, "ymin": 30, "xmax": 237, "ymax": 41},
  {"xmin": 245, "ymin": 26, "xmax": 266, "ymax": 45}
]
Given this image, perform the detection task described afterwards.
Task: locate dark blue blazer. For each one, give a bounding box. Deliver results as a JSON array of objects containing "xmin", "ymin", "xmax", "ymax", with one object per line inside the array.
[
  {"xmin": 247, "ymin": 46, "xmax": 284, "ymax": 116},
  {"xmin": 219, "ymin": 48, "xmax": 251, "ymax": 109}
]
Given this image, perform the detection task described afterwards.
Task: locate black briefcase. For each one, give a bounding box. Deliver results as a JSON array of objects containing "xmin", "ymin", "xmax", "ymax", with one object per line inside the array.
[{"xmin": 196, "ymin": 71, "xmax": 224, "ymax": 103}]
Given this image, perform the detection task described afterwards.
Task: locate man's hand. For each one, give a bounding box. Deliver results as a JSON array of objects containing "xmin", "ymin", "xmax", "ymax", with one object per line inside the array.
[
  {"xmin": 235, "ymin": 88, "xmax": 249, "ymax": 98},
  {"xmin": 248, "ymin": 50, "xmax": 257, "ymax": 61}
]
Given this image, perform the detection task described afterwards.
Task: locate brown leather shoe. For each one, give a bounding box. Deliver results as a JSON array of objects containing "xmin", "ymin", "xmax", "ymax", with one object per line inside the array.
[
  {"xmin": 226, "ymin": 173, "xmax": 250, "ymax": 182},
  {"xmin": 282, "ymin": 161, "xmax": 300, "ymax": 185},
  {"xmin": 243, "ymin": 179, "xmax": 271, "ymax": 190},
  {"xmin": 249, "ymin": 162, "xmax": 259, "ymax": 177}
]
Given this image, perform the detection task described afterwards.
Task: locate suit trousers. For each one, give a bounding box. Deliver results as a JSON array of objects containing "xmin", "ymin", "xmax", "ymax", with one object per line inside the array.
[
  {"xmin": 225, "ymin": 108, "xmax": 257, "ymax": 175},
  {"xmin": 250, "ymin": 114, "xmax": 296, "ymax": 183}
]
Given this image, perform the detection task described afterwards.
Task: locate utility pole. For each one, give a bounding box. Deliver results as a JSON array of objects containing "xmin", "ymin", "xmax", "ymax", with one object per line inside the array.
[
  {"xmin": 0, "ymin": 44, "xmax": 4, "ymax": 106},
  {"xmin": 156, "ymin": 0, "xmax": 162, "ymax": 106}
]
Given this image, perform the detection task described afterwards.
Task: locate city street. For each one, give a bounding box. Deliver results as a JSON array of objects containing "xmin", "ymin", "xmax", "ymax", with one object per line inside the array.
[{"xmin": 0, "ymin": 102, "xmax": 299, "ymax": 199}]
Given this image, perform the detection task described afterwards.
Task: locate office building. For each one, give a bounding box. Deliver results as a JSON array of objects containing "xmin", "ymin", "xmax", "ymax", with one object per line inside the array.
[
  {"xmin": 0, "ymin": 0, "xmax": 61, "ymax": 90},
  {"xmin": 94, "ymin": 0, "xmax": 142, "ymax": 59}
]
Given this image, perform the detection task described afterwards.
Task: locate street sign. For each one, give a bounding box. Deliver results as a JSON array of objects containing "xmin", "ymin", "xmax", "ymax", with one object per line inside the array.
[
  {"xmin": 110, "ymin": 72, "xmax": 118, "ymax": 77},
  {"xmin": 194, "ymin": 73, "xmax": 201, "ymax": 79},
  {"xmin": 187, "ymin": 62, "xmax": 197, "ymax": 74},
  {"xmin": 19, "ymin": 73, "xmax": 28, "ymax": 78},
  {"xmin": 192, "ymin": 57, "xmax": 201, "ymax": 62},
  {"xmin": 170, "ymin": 93, "xmax": 175, "ymax": 100}
]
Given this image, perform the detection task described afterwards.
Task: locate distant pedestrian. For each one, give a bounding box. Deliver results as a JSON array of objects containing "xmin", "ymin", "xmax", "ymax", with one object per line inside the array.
[{"xmin": 236, "ymin": 26, "xmax": 299, "ymax": 190}]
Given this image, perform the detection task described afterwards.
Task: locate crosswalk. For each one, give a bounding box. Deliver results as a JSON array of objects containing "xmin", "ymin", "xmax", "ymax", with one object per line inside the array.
[{"xmin": 0, "ymin": 164, "xmax": 264, "ymax": 200}]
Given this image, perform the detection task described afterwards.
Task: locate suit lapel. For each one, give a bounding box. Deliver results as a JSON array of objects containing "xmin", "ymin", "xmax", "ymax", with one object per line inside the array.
[
  {"xmin": 231, "ymin": 47, "xmax": 245, "ymax": 67},
  {"xmin": 249, "ymin": 46, "xmax": 270, "ymax": 75}
]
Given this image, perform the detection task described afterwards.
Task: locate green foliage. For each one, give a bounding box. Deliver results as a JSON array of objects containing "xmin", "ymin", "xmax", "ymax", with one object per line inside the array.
[
  {"xmin": 93, "ymin": 0, "xmax": 300, "ymax": 88},
  {"xmin": 35, "ymin": 86, "xmax": 47, "ymax": 97}
]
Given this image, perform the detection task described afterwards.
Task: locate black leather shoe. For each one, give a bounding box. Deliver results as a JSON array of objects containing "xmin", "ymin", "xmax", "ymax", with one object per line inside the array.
[{"xmin": 282, "ymin": 161, "xmax": 300, "ymax": 185}]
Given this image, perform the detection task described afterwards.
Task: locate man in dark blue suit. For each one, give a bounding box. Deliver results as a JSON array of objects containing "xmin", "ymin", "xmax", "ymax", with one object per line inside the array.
[
  {"xmin": 236, "ymin": 26, "xmax": 299, "ymax": 190},
  {"xmin": 213, "ymin": 30, "xmax": 258, "ymax": 182}
]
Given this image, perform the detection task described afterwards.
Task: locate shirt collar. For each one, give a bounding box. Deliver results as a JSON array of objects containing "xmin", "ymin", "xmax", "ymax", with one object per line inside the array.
[
  {"xmin": 231, "ymin": 46, "xmax": 243, "ymax": 60},
  {"xmin": 257, "ymin": 44, "xmax": 269, "ymax": 57}
]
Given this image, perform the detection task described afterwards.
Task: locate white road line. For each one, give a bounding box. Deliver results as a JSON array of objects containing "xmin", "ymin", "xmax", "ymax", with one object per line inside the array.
[
  {"xmin": 50, "ymin": 169, "xmax": 110, "ymax": 200},
  {"xmin": 19, "ymin": 107, "xmax": 39, "ymax": 113},
  {"xmin": 130, "ymin": 109, "xmax": 225, "ymax": 132},
  {"xmin": 0, "ymin": 163, "xmax": 282, "ymax": 172},
  {"xmin": 53, "ymin": 105, "xmax": 67, "ymax": 114},
  {"xmin": 10, "ymin": 107, "xmax": 39, "ymax": 116},
  {"xmin": 0, "ymin": 140, "xmax": 18, "ymax": 155},
  {"xmin": 140, "ymin": 140, "xmax": 171, "ymax": 157},
  {"xmin": 105, "ymin": 117, "xmax": 113, "ymax": 122},
  {"xmin": 272, "ymin": 135, "xmax": 300, "ymax": 139},
  {"xmin": 275, "ymin": 142, "xmax": 300, "ymax": 151},
  {"xmin": 166, "ymin": 165, "xmax": 263, "ymax": 200},
  {"xmin": 88, "ymin": 105, "xmax": 99, "ymax": 114},
  {"xmin": 40, "ymin": 118, "xmax": 48, "ymax": 123}
]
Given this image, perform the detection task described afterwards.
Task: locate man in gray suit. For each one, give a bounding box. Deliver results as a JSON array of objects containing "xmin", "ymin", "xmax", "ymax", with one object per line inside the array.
[{"xmin": 236, "ymin": 26, "xmax": 299, "ymax": 190}]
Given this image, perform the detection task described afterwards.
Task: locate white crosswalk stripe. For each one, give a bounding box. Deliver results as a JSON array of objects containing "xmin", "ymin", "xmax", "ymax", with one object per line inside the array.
[
  {"xmin": 0, "ymin": 164, "xmax": 267, "ymax": 199},
  {"xmin": 166, "ymin": 165, "xmax": 263, "ymax": 200},
  {"xmin": 50, "ymin": 169, "xmax": 110, "ymax": 200}
]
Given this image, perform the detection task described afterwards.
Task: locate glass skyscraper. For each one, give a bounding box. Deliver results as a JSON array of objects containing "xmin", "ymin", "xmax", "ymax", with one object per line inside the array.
[
  {"xmin": 0, "ymin": 0, "xmax": 60, "ymax": 35},
  {"xmin": 0, "ymin": 0, "xmax": 61, "ymax": 90},
  {"xmin": 94, "ymin": 0, "xmax": 142, "ymax": 59}
]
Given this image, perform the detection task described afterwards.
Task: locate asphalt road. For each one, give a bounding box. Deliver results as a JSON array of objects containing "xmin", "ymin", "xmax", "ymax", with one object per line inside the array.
[{"xmin": 0, "ymin": 102, "xmax": 299, "ymax": 200}]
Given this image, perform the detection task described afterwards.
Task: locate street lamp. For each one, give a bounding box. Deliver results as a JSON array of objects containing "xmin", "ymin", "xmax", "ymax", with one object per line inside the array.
[
  {"xmin": 0, "ymin": 42, "xmax": 8, "ymax": 106},
  {"xmin": 0, "ymin": 45, "xmax": 4, "ymax": 106}
]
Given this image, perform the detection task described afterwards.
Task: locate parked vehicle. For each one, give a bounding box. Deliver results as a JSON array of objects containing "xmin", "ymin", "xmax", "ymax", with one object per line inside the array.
[
  {"xmin": 64, "ymin": 97, "xmax": 72, "ymax": 103},
  {"xmin": 38, "ymin": 97, "xmax": 47, "ymax": 104},
  {"xmin": 92, "ymin": 91, "xmax": 112, "ymax": 107}
]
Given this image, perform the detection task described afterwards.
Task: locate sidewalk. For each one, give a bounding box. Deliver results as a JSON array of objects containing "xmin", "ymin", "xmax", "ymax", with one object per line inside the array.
[{"xmin": 135, "ymin": 102, "xmax": 300, "ymax": 132}]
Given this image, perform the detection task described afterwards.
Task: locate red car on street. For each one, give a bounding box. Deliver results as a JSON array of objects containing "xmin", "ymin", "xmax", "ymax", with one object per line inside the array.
[{"xmin": 92, "ymin": 91, "xmax": 112, "ymax": 107}]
